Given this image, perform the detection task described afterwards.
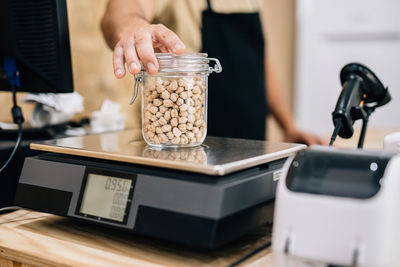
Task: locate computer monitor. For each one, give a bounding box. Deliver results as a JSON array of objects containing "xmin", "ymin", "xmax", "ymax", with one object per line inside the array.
[
  {"xmin": 0, "ymin": 0, "xmax": 74, "ymax": 209},
  {"xmin": 0, "ymin": 0, "xmax": 74, "ymax": 93}
]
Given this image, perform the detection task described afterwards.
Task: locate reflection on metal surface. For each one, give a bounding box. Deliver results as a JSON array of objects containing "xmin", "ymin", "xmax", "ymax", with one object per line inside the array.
[
  {"xmin": 143, "ymin": 145, "xmax": 208, "ymax": 164},
  {"xmin": 100, "ymin": 131, "xmax": 120, "ymax": 152},
  {"xmin": 30, "ymin": 129, "xmax": 306, "ymax": 175}
]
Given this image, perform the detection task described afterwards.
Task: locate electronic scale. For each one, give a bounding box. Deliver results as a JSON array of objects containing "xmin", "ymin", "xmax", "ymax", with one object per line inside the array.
[{"xmin": 14, "ymin": 129, "xmax": 305, "ymax": 249}]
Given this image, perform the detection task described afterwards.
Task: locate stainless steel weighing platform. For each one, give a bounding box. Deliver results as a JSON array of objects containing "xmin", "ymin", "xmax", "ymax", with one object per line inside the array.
[{"xmin": 14, "ymin": 129, "xmax": 306, "ymax": 249}]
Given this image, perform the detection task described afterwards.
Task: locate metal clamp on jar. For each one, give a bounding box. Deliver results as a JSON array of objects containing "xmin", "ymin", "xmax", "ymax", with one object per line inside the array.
[{"xmin": 130, "ymin": 53, "xmax": 222, "ymax": 147}]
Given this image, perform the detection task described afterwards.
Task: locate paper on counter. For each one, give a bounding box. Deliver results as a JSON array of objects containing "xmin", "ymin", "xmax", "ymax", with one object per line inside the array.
[
  {"xmin": 23, "ymin": 92, "xmax": 84, "ymax": 127},
  {"xmin": 90, "ymin": 99, "xmax": 125, "ymax": 133}
]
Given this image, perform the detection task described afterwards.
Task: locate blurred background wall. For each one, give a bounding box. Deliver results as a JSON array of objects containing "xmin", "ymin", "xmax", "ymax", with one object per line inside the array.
[
  {"xmin": 263, "ymin": 0, "xmax": 295, "ymax": 141},
  {"xmin": 294, "ymin": 0, "xmax": 400, "ymax": 137},
  {"xmin": 0, "ymin": 0, "xmax": 295, "ymax": 142}
]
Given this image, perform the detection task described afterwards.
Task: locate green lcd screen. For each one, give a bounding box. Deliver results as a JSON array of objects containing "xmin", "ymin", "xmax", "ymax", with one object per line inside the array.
[{"xmin": 80, "ymin": 173, "xmax": 133, "ymax": 222}]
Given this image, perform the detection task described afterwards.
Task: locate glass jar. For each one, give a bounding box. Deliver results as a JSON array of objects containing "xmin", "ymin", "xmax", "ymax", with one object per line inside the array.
[{"xmin": 130, "ymin": 53, "xmax": 222, "ymax": 147}]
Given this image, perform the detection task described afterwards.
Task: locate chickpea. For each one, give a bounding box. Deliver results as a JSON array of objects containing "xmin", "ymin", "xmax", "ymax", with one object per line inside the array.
[
  {"xmin": 179, "ymin": 104, "xmax": 188, "ymax": 112},
  {"xmin": 155, "ymin": 127, "xmax": 162, "ymax": 134},
  {"xmin": 173, "ymin": 127, "xmax": 182, "ymax": 137},
  {"xmin": 180, "ymin": 134, "xmax": 189, "ymax": 145},
  {"xmin": 193, "ymin": 85, "xmax": 201, "ymax": 94},
  {"xmin": 170, "ymin": 93, "xmax": 178, "ymax": 102},
  {"xmin": 156, "ymin": 78, "xmax": 163, "ymax": 85},
  {"xmin": 158, "ymin": 133, "xmax": 168, "ymax": 144},
  {"xmin": 176, "ymin": 98, "xmax": 184, "ymax": 106},
  {"xmin": 180, "ymin": 91, "xmax": 188, "ymax": 100},
  {"xmin": 188, "ymin": 114, "xmax": 196, "ymax": 124},
  {"xmin": 178, "ymin": 78, "xmax": 185, "ymax": 87},
  {"xmin": 171, "ymin": 136, "xmax": 180, "ymax": 144},
  {"xmin": 153, "ymin": 98, "xmax": 162, "ymax": 107},
  {"xmin": 171, "ymin": 109, "xmax": 179, "ymax": 118},
  {"xmin": 147, "ymin": 124, "xmax": 155, "ymax": 132},
  {"xmin": 179, "ymin": 117, "xmax": 188, "ymax": 124},
  {"xmin": 195, "ymin": 119, "xmax": 204, "ymax": 127},
  {"xmin": 143, "ymin": 119, "xmax": 151, "ymax": 127},
  {"xmin": 156, "ymin": 84, "xmax": 165, "ymax": 93},
  {"xmin": 195, "ymin": 80, "xmax": 203, "ymax": 87},
  {"xmin": 168, "ymin": 80, "xmax": 177, "ymax": 91},
  {"xmin": 170, "ymin": 117, "xmax": 178, "ymax": 127},
  {"xmin": 150, "ymin": 90, "xmax": 158, "ymax": 100},
  {"xmin": 149, "ymin": 106, "xmax": 158, "ymax": 114},
  {"xmin": 164, "ymin": 110, "xmax": 171, "ymax": 121},
  {"xmin": 178, "ymin": 124, "xmax": 187, "ymax": 133},
  {"xmin": 192, "ymin": 93, "xmax": 200, "ymax": 100},
  {"xmin": 146, "ymin": 131, "xmax": 155, "ymax": 139},
  {"xmin": 186, "ymin": 98, "xmax": 194, "ymax": 106},
  {"xmin": 180, "ymin": 111, "xmax": 189, "ymax": 118},
  {"xmin": 146, "ymin": 103, "xmax": 153, "ymax": 110},
  {"xmin": 161, "ymin": 90, "xmax": 170, "ymax": 100},
  {"xmin": 163, "ymin": 99, "xmax": 173, "ymax": 107},
  {"xmin": 158, "ymin": 117, "xmax": 167, "ymax": 126},
  {"xmin": 144, "ymin": 111, "xmax": 152, "ymax": 120},
  {"xmin": 187, "ymin": 131, "xmax": 195, "ymax": 140},
  {"xmin": 161, "ymin": 124, "xmax": 171, "ymax": 133},
  {"xmin": 153, "ymin": 135, "xmax": 161, "ymax": 144},
  {"xmin": 159, "ymin": 106, "xmax": 168, "ymax": 113},
  {"xmin": 152, "ymin": 120, "xmax": 160, "ymax": 127},
  {"xmin": 166, "ymin": 131, "xmax": 174, "ymax": 140}
]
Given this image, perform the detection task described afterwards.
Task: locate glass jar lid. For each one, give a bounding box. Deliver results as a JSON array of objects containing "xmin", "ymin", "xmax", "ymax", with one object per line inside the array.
[
  {"xmin": 130, "ymin": 53, "xmax": 222, "ymax": 105},
  {"xmin": 141, "ymin": 53, "xmax": 222, "ymax": 74}
]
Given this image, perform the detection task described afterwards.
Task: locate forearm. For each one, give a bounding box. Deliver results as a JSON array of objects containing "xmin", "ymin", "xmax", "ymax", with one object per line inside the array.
[
  {"xmin": 101, "ymin": 0, "xmax": 155, "ymax": 49},
  {"xmin": 265, "ymin": 57, "xmax": 296, "ymax": 133}
]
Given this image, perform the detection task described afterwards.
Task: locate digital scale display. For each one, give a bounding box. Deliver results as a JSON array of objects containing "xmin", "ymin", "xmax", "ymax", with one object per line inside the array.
[{"xmin": 79, "ymin": 171, "xmax": 135, "ymax": 223}]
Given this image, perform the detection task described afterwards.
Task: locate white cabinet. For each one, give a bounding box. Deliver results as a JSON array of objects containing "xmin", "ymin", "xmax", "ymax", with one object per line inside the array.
[{"xmin": 294, "ymin": 0, "xmax": 400, "ymax": 136}]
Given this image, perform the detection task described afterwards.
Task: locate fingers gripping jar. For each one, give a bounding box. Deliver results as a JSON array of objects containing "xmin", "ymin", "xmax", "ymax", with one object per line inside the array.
[{"xmin": 130, "ymin": 53, "xmax": 222, "ymax": 147}]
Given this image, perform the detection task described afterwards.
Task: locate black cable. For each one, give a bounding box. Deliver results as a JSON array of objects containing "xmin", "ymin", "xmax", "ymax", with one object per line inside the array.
[
  {"xmin": 227, "ymin": 241, "xmax": 271, "ymax": 267},
  {"xmin": 0, "ymin": 85, "xmax": 24, "ymax": 174},
  {"xmin": 329, "ymin": 118, "xmax": 342, "ymax": 146},
  {"xmin": 357, "ymin": 107, "xmax": 374, "ymax": 149}
]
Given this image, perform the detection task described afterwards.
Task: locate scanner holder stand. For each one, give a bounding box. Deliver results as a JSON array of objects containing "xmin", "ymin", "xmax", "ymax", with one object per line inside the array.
[{"xmin": 353, "ymin": 104, "xmax": 375, "ymax": 148}]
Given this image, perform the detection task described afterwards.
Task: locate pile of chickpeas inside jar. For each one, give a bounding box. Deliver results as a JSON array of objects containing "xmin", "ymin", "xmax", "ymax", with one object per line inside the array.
[{"xmin": 142, "ymin": 76, "xmax": 207, "ymax": 147}]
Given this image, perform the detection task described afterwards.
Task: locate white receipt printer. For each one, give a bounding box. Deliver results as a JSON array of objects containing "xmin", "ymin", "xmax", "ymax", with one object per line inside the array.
[{"xmin": 272, "ymin": 146, "xmax": 400, "ymax": 267}]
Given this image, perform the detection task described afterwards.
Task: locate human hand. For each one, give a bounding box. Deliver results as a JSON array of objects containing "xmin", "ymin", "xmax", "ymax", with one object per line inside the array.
[
  {"xmin": 113, "ymin": 22, "xmax": 185, "ymax": 78},
  {"xmin": 284, "ymin": 128, "xmax": 328, "ymax": 146}
]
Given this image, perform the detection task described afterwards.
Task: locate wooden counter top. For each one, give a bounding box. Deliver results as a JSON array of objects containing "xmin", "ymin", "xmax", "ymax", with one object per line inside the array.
[{"xmin": 0, "ymin": 210, "xmax": 272, "ymax": 267}]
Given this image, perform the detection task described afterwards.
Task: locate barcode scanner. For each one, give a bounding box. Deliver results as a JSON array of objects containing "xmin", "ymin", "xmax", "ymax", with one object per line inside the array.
[{"xmin": 330, "ymin": 63, "xmax": 391, "ymax": 147}]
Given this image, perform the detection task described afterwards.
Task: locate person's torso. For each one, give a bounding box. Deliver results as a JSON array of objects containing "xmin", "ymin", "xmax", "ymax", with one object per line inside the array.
[{"xmin": 153, "ymin": 0, "xmax": 264, "ymax": 52}]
